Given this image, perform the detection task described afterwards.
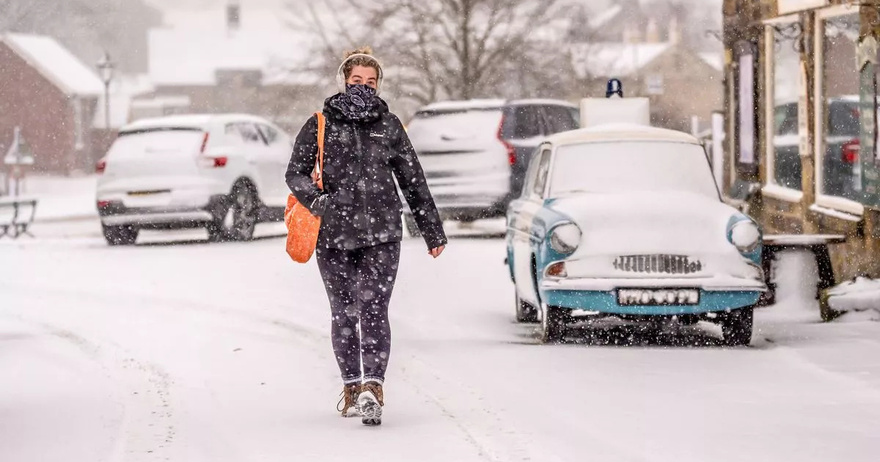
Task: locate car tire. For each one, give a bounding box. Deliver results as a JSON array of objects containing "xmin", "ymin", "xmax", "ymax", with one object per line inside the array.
[
  {"xmin": 515, "ymin": 291, "xmax": 539, "ymax": 323},
  {"xmin": 208, "ymin": 182, "xmax": 259, "ymax": 242},
  {"xmin": 103, "ymin": 224, "xmax": 138, "ymax": 246},
  {"xmin": 539, "ymin": 303, "xmax": 566, "ymax": 343},
  {"xmin": 403, "ymin": 213, "xmax": 422, "ymax": 238},
  {"xmin": 720, "ymin": 307, "xmax": 754, "ymax": 346}
]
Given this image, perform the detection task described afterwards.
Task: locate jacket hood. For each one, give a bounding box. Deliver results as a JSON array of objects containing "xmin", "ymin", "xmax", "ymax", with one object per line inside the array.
[{"xmin": 323, "ymin": 93, "xmax": 390, "ymax": 123}]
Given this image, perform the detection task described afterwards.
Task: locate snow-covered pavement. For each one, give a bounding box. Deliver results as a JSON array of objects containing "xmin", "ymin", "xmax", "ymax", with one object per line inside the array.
[{"xmin": 1, "ymin": 220, "xmax": 879, "ymax": 462}]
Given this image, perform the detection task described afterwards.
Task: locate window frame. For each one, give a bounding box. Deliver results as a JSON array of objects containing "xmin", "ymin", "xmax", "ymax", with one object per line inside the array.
[
  {"xmin": 226, "ymin": 121, "xmax": 266, "ymax": 146},
  {"xmin": 532, "ymin": 149, "xmax": 553, "ymax": 199},
  {"xmin": 521, "ymin": 147, "xmax": 543, "ymax": 198},
  {"xmin": 257, "ymin": 123, "xmax": 280, "ymax": 145},
  {"xmin": 814, "ymin": 5, "xmax": 865, "ymax": 216},
  {"xmin": 762, "ymin": 18, "xmax": 806, "ymax": 203}
]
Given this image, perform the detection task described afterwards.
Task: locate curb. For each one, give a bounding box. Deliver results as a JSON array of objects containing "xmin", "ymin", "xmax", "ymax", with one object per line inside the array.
[{"xmin": 34, "ymin": 214, "xmax": 99, "ymax": 225}]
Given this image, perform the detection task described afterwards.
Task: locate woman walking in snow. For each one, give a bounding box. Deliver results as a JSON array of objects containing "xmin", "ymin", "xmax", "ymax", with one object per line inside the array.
[{"xmin": 285, "ymin": 47, "xmax": 447, "ymax": 426}]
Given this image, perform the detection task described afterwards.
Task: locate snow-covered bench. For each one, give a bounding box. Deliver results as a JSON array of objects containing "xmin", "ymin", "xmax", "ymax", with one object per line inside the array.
[
  {"xmin": 757, "ymin": 234, "xmax": 847, "ymax": 308},
  {"xmin": 0, "ymin": 197, "xmax": 38, "ymax": 238},
  {"xmin": 821, "ymin": 277, "xmax": 880, "ymax": 321}
]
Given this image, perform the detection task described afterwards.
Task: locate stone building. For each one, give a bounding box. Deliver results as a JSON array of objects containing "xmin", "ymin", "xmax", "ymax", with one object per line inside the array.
[{"xmin": 721, "ymin": 0, "xmax": 880, "ymax": 282}]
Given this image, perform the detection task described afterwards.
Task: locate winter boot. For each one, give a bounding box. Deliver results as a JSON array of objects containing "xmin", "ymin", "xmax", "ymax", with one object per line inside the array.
[
  {"xmin": 357, "ymin": 381, "xmax": 384, "ymax": 426},
  {"xmin": 337, "ymin": 383, "xmax": 362, "ymax": 418}
]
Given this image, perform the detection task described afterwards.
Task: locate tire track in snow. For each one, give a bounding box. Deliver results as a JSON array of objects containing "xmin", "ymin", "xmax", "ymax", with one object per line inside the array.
[
  {"xmin": 394, "ymin": 353, "xmax": 565, "ymax": 462},
  {"xmin": 768, "ymin": 344, "xmax": 880, "ymax": 401},
  {"xmin": 0, "ymin": 313, "xmax": 177, "ymax": 461}
]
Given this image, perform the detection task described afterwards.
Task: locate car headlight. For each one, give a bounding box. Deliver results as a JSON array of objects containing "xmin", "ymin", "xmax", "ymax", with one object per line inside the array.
[
  {"xmin": 549, "ymin": 223, "xmax": 581, "ymax": 254},
  {"xmin": 729, "ymin": 220, "xmax": 760, "ymax": 253}
]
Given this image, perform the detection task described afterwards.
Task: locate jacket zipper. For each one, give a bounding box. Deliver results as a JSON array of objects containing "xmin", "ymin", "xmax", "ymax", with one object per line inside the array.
[{"xmin": 353, "ymin": 127, "xmax": 368, "ymax": 227}]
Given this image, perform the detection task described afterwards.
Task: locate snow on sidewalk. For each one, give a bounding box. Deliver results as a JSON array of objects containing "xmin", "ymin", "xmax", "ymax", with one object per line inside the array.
[{"xmin": 8, "ymin": 175, "xmax": 98, "ymax": 222}]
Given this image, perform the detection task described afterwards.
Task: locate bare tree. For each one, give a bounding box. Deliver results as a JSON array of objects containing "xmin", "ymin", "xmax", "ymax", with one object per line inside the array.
[{"xmin": 288, "ymin": 0, "xmax": 569, "ymax": 106}]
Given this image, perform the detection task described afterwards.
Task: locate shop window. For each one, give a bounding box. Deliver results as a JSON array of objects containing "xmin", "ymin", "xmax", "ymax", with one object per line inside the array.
[
  {"xmin": 819, "ymin": 12, "xmax": 862, "ymax": 204},
  {"xmin": 767, "ymin": 22, "xmax": 803, "ymax": 192}
]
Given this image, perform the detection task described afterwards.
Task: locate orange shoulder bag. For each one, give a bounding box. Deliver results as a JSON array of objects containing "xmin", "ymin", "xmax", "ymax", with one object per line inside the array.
[{"xmin": 284, "ymin": 112, "xmax": 326, "ymax": 263}]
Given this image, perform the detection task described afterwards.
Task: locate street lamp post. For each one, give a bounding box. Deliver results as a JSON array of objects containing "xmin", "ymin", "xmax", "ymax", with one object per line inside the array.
[{"xmin": 96, "ymin": 51, "xmax": 115, "ymax": 131}]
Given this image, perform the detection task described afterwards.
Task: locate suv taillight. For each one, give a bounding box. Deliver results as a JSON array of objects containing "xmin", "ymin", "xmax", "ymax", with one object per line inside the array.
[
  {"xmin": 841, "ymin": 139, "xmax": 859, "ymax": 164},
  {"xmin": 498, "ymin": 116, "xmax": 516, "ymax": 166},
  {"xmin": 199, "ymin": 156, "xmax": 228, "ymax": 168},
  {"xmin": 96, "ymin": 159, "xmax": 107, "ymax": 174}
]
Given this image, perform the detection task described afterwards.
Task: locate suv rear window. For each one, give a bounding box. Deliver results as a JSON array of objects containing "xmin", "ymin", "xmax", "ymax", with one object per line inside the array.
[
  {"xmin": 543, "ymin": 105, "xmax": 579, "ymax": 133},
  {"xmin": 109, "ymin": 127, "xmax": 204, "ymax": 157},
  {"xmin": 502, "ymin": 106, "xmax": 542, "ymax": 140},
  {"xmin": 828, "ymin": 101, "xmax": 859, "ymax": 137},
  {"xmin": 406, "ymin": 109, "xmax": 504, "ymax": 145}
]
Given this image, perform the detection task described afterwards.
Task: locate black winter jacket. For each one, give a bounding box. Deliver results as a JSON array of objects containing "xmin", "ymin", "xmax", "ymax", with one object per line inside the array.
[{"xmin": 286, "ymin": 95, "xmax": 447, "ymax": 251}]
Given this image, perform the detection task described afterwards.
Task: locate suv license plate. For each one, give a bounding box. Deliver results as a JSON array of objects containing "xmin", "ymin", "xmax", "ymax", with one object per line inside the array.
[{"xmin": 617, "ymin": 289, "xmax": 700, "ymax": 306}]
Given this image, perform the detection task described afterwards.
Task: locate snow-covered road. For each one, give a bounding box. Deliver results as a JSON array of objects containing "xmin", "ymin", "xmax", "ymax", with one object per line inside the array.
[{"xmin": 2, "ymin": 219, "xmax": 879, "ymax": 461}]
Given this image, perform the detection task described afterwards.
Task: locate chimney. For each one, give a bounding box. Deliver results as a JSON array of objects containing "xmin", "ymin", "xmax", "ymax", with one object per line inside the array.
[
  {"xmin": 623, "ymin": 23, "xmax": 642, "ymax": 43},
  {"xmin": 669, "ymin": 16, "xmax": 681, "ymax": 45},
  {"xmin": 645, "ymin": 19, "xmax": 660, "ymax": 43},
  {"xmin": 227, "ymin": 0, "xmax": 241, "ymax": 32}
]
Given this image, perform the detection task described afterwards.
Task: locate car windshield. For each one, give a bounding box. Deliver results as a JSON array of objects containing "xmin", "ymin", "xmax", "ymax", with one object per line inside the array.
[{"xmin": 549, "ymin": 141, "xmax": 719, "ymax": 198}]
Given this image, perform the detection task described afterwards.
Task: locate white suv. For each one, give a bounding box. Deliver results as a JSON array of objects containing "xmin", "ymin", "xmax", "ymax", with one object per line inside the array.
[
  {"xmin": 404, "ymin": 99, "xmax": 579, "ymax": 235},
  {"xmin": 95, "ymin": 114, "xmax": 291, "ymax": 245}
]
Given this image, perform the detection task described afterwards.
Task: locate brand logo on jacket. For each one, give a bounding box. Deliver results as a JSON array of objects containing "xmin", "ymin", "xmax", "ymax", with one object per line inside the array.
[{"xmin": 369, "ymin": 132, "xmax": 385, "ymax": 138}]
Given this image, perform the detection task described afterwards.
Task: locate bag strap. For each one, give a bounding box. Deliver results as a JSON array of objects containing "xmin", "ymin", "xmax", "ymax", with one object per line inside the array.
[{"xmin": 314, "ymin": 112, "xmax": 326, "ymax": 190}]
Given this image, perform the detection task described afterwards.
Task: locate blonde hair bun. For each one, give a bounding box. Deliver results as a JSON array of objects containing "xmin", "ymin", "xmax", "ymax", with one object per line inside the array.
[{"xmin": 345, "ymin": 46, "xmax": 374, "ymax": 58}]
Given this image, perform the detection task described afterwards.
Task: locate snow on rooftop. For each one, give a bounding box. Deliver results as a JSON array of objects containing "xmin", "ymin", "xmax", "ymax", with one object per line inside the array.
[
  {"xmin": 570, "ymin": 42, "xmax": 673, "ymax": 79},
  {"xmin": 148, "ymin": 28, "xmax": 311, "ymax": 86},
  {"xmin": 699, "ymin": 52, "xmax": 724, "ymax": 72},
  {"xmin": 1, "ymin": 33, "xmax": 105, "ymax": 97},
  {"xmin": 588, "ymin": 5, "xmax": 623, "ymax": 30}
]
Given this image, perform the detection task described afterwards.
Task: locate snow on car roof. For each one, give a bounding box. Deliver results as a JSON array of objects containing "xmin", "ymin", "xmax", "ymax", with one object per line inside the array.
[
  {"xmin": 546, "ymin": 123, "xmax": 701, "ymax": 146},
  {"xmin": 507, "ymin": 99, "xmax": 578, "ymax": 108},
  {"xmin": 1, "ymin": 33, "xmax": 105, "ymax": 97},
  {"xmin": 419, "ymin": 98, "xmax": 576, "ymax": 113},
  {"xmin": 419, "ymin": 99, "xmax": 507, "ymax": 112},
  {"xmin": 121, "ymin": 114, "xmax": 265, "ymax": 132}
]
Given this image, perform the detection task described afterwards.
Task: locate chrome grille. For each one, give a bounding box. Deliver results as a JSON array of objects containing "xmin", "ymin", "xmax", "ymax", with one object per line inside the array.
[{"xmin": 613, "ymin": 254, "xmax": 703, "ymax": 275}]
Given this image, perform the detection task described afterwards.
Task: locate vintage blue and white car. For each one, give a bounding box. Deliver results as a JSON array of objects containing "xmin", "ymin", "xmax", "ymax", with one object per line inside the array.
[{"xmin": 505, "ymin": 124, "xmax": 766, "ymax": 345}]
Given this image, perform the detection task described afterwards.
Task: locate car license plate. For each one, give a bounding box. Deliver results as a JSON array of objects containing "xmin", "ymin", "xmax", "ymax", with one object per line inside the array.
[{"xmin": 617, "ymin": 289, "xmax": 700, "ymax": 306}]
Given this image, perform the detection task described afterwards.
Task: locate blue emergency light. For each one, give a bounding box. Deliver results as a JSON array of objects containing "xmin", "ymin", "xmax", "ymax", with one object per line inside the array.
[{"xmin": 606, "ymin": 79, "xmax": 623, "ymax": 98}]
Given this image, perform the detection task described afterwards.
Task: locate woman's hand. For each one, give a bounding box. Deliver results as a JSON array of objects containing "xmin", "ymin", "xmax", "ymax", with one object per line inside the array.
[{"xmin": 429, "ymin": 245, "xmax": 445, "ymax": 259}]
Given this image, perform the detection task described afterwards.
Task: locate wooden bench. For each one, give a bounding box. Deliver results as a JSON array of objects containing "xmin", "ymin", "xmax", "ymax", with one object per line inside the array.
[
  {"xmin": 757, "ymin": 234, "xmax": 847, "ymax": 307},
  {"xmin": 0, "ymin": 197, "xmax": 38, "ymax": 238}
]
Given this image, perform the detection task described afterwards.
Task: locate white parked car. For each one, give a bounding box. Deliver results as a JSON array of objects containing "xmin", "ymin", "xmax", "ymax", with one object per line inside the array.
[
  {"xmin": 505, "ymin": 124, "xmax": 767, "ymax": 345},
  {"xmin": 95, "ymin": 114, "xmax": 291, "ymax": 245}
]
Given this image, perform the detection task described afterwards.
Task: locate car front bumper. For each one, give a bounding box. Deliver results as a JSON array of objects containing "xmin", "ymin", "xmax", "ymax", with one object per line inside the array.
[{"xmin": 540, "ymin": 276, "xmax": 766, "ymax": 315}]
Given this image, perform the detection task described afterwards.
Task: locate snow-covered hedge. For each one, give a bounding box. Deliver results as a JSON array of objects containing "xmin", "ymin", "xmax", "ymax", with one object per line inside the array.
[{"xmin": 820, "ymin": 277, "xmax": 880, "ymax": 321}]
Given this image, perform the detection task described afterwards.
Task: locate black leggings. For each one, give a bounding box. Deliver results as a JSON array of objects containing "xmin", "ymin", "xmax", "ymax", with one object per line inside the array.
[{"xmin": 316, "ymin": 241, "xmax": 401, "ymax": 384}]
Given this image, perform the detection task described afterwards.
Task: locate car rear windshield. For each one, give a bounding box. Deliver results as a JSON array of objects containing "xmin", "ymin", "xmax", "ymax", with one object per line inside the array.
[
  {"xmin": 406, "ymin": 109, "xmax": 503, "ymax": 145},
  {"xmin": 109, "ymin": 127, "xmax": 205, "ymax": 157},
  {"xmin": 550, "ymin": 141, "xmax": 719, "ymax": 198},
  {"xmin": 828, "ymin": 101, "xmax": 860, "ymax": 137}
]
